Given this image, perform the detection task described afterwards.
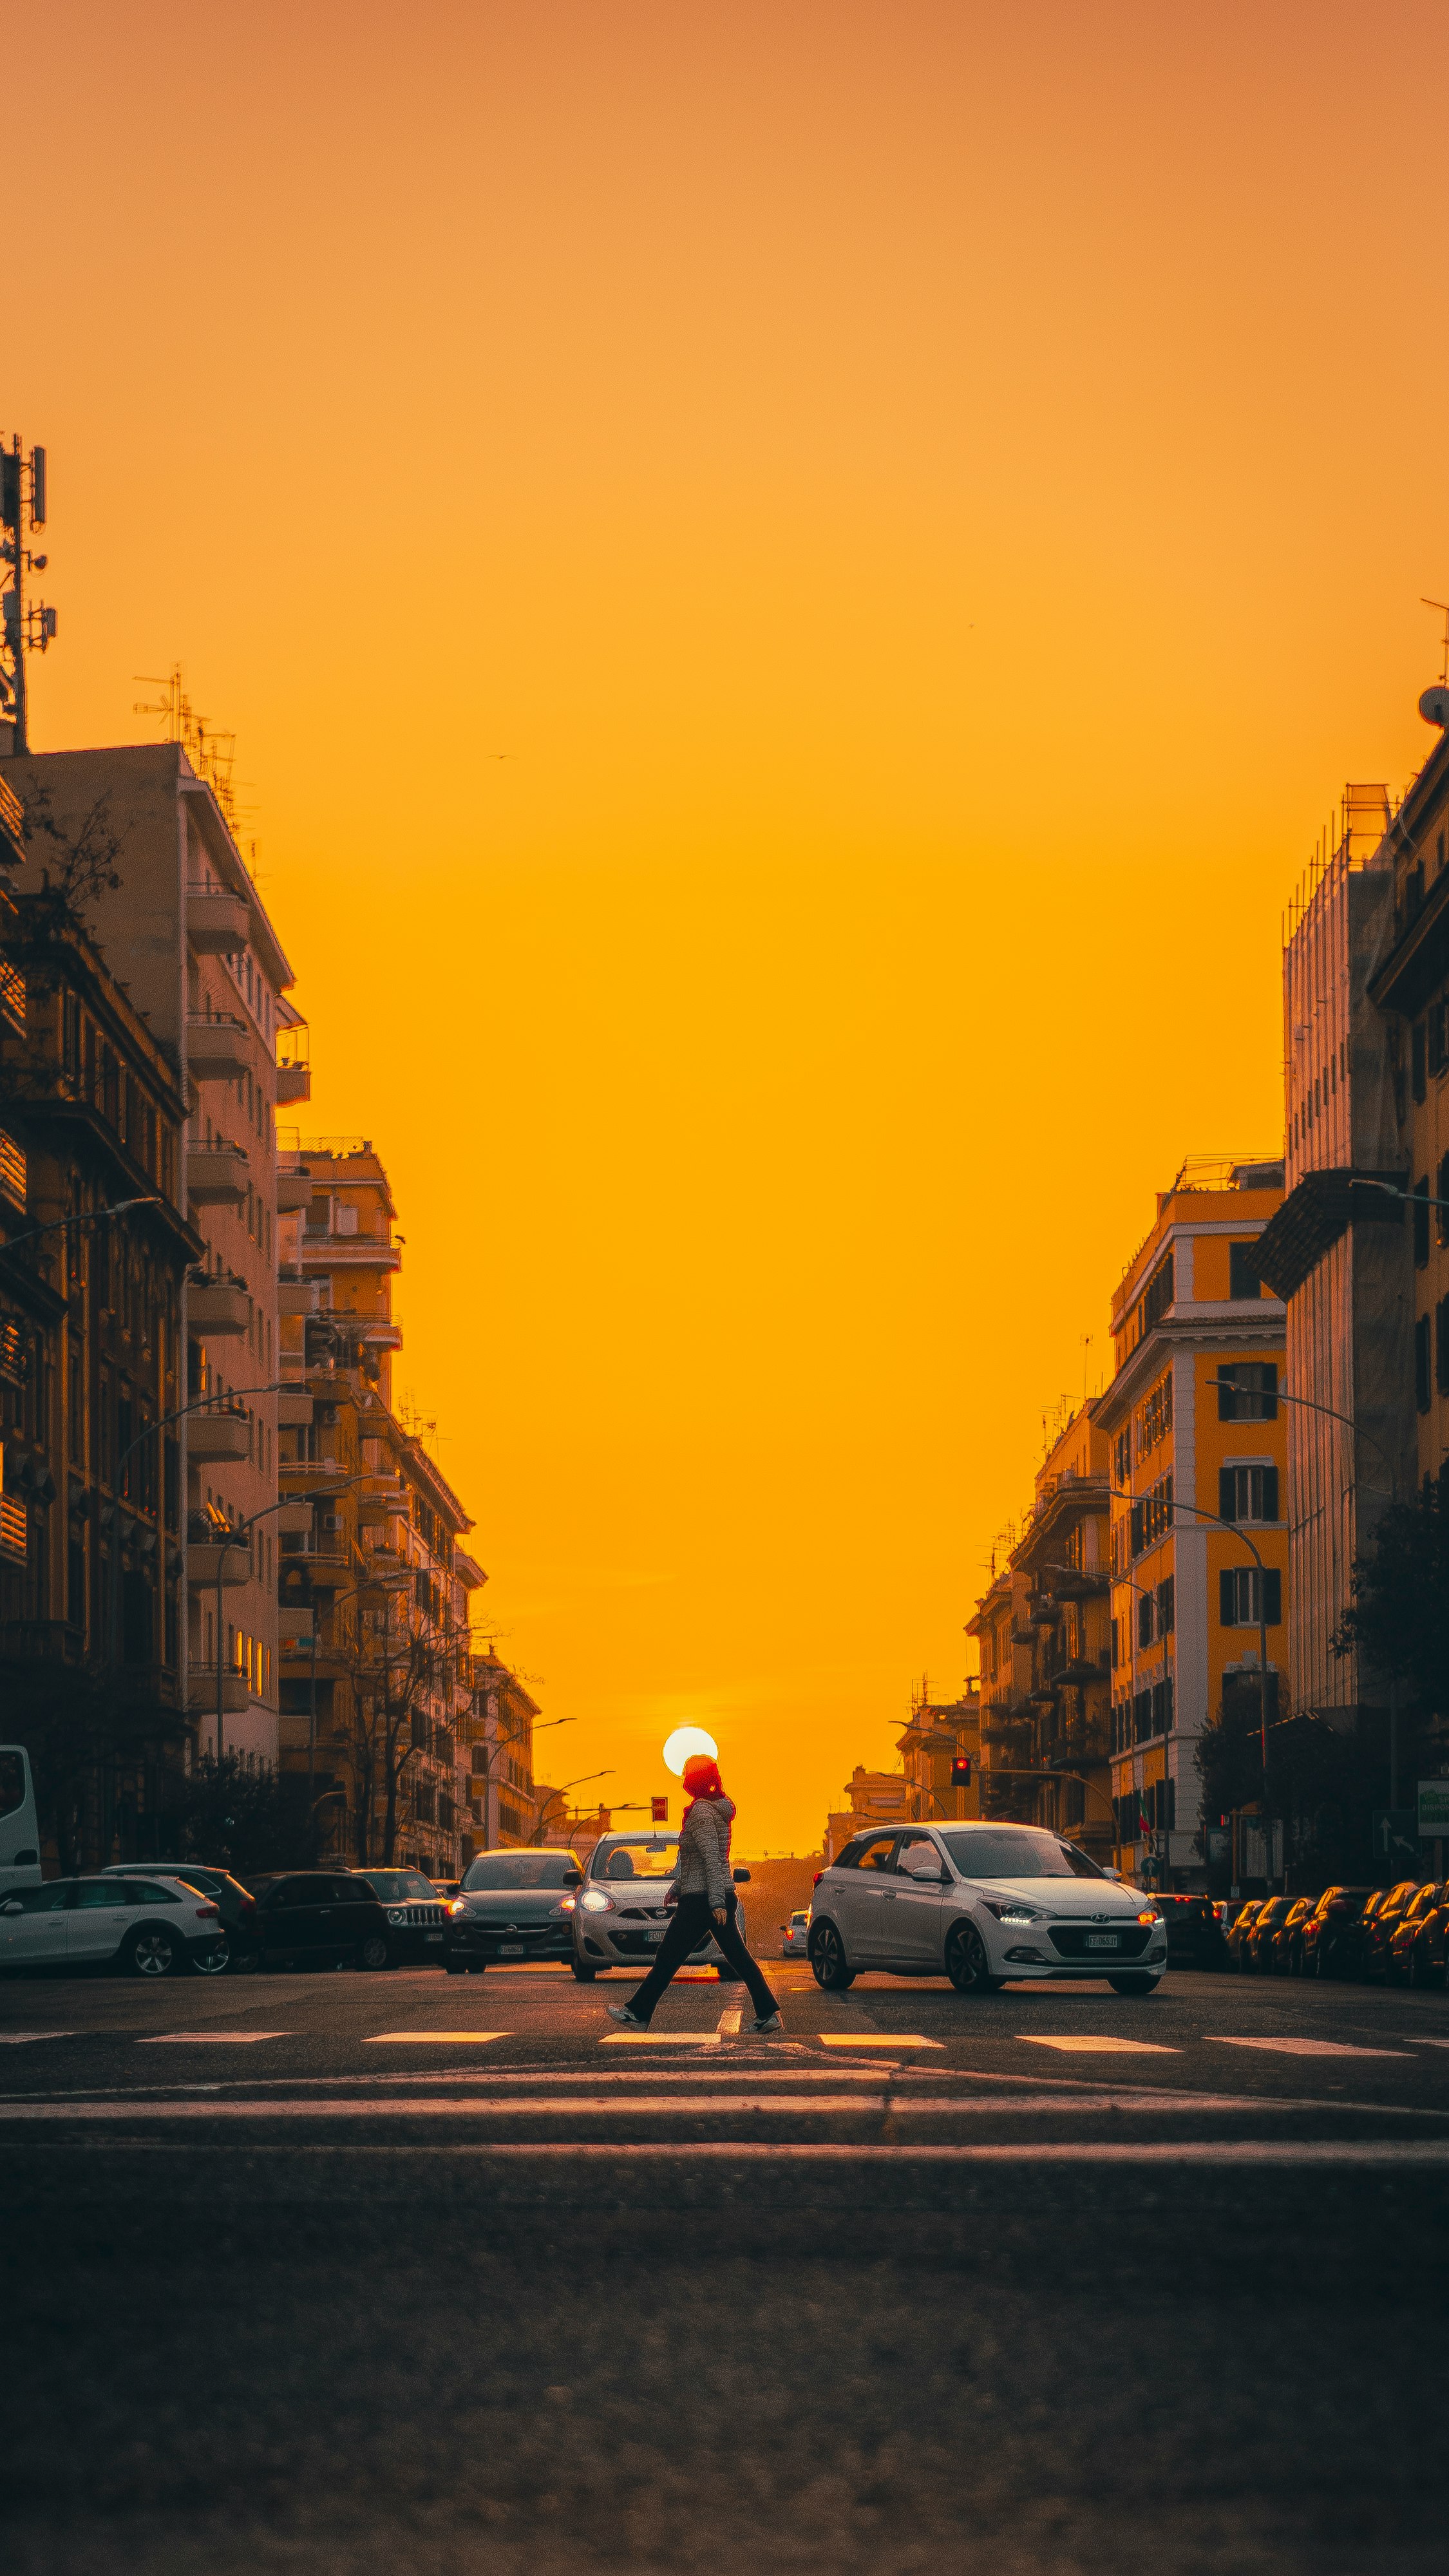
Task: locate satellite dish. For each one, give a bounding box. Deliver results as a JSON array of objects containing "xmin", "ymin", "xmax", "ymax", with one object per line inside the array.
[{"xmin": 1419, "ymin": 685, "xmax": 1449, "ymax": 727}]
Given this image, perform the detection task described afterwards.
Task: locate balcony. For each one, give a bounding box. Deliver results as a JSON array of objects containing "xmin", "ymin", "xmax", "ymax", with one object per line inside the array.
[
  {"xmin": 187, "ymin": 1013, "xmax": 251, "ymax": 1083},
  {"xmin": 279, "ymin": 1539, "xmax": 352, "ymax": 1582},
  {"xmin": 187, "ymin": 1542, "xmax": 251, "ymax": 1590},
  {"xmin": 278, "ymin": 1272, "xmax": 319, "ymax": 1318},
  {"xmin": 187, "ymin": 1141, "xmax": 249, "ymax": 1206},
  {"xmin": 361, "ymin": 1319, "xmax": 403, "ymax": 1350},
  {"xmin": 189, "ymin": 1279, "xmax": 250, "ymax": 1338},
  {"xmin": 276, "ymin": 1165, "xmax": 312, "ymax": 1215},
  {"xmin": 276, "ymin": 1061, "xmax": 311, "ymax": 1105},
  {"xmin": 274, "ymin": 1502, "xmax": 316, "ymax": 1537},
  {"xmin": 0, "ymin": 959, "xmax": 24, "ymax": 1034},
  {"xmin": 276, "ymin": 1390, "xmax": 314, "ymax": 1428},
  {"xmin": 188, "ymin": 1410, "xmax": 252, "ymax": 1464},
  {"xmin": 193, "ymin": 1671, "xmax": 253, "ymax": 1715},
  {"xmin": 186, "ymin": 886, "xmax": 251, "ymax": 955}
]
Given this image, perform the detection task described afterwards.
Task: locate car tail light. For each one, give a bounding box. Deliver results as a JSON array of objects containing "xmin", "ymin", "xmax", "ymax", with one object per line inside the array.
[
  {"xmin": 194, "ymin": 1902, "xmax": 222, "ymax": 1921},
  {"xmin": 239, "ymin": 1895, "xmax": 257, "ymax": 1918},
  {"xmin": 813, "ymin": 1871, "xmax": 823, "ymax": 1888},
  {"xmin": 1137, "ymin": 1908, "xmax": 1160, "ymax": 1926}
]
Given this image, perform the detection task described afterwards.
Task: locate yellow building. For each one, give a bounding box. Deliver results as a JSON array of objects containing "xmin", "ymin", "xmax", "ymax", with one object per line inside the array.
[
  {"xmin": 896, "ymin": 1679, "xmax": 981, "ymax": 1824},
  {"xmin": 1097, "ymin": 1157, "xmax": 1288, "ymax": 1887}
]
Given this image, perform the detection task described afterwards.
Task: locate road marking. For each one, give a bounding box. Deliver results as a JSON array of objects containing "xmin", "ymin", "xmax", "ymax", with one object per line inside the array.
[
  {"xmin": 22, "ymin": 2130, "xmax": 1449, "ymax": 2166},
  {"xmin": 136, "ymin": 2032, "xmax": 295, "ymax": 2045},
  {"xmin": 818, "ymin": 2035, "xmax": 943, "ymax": 2050},
  {"xmin": 1414, "ymin": 2037, "xmax": 1449, "ymax": 2049},
  {"xmin": 1021, "ymin": 2036, "xmax": 1177, "ymax": 2054},
  {"xmin": 600, "ymin": 2031, "xmax": 720, "ymax": 2045},
  {"xmin": 0, "ymin": 2031, "xmax": 75, "ymax": 2044},
  {"xmin": 1209, "ymin": 2037, "xmax": 1413, "ymax": 2059},
  {"xmin": 716, "ymin": 2007, "xmax": 743, "ymax": 2036},
  {"xmin": 365, "ymin": 2032, "xmax": 507, "ymax": 2045}
]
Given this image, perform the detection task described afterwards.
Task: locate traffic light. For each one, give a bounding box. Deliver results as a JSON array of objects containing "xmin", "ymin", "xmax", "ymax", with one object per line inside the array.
[
  {"xmin": 951, "ymin": 1756, "xmax": 972, "ymax": 1787},
  {"xmin": 651, "ymin": 1794, "xmax": 668, "ymax": 1823}
]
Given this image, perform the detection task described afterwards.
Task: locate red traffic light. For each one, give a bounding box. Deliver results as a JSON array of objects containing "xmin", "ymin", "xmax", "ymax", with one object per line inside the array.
[{"xmin": 951, "ymin": 1756, "xmax": 972, "ymax": 1786}]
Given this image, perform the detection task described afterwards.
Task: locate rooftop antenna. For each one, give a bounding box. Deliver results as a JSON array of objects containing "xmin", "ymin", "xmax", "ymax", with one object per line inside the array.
[
  {"xmin": 1, "ymin": 435, "xmax": 57, "ymax": 753},
  {"xmin": 1418, "ymin": 600, "xmax": 1449, "ymax": 727}
]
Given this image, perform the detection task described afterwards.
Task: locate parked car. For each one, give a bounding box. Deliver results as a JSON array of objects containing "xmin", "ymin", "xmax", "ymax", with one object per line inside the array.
[
  {"xmin": 1299, "ymin": 1886, "xmax": 1373, "ymax": 1980},
  {"xmin": 0, "ymin": 1875, "xmax": 227, "ymax": 1978},
  {"xmin": 807, "ymin": 1821, "xmax": 1168, "ymax": 1996},
  {"xmin": 1358, "ymin": 1880, "xmax": 1425, "ymax": 1984},
  {"xmin": 780, "ymin": 1909, "xmax": 811, "ymax": 1958},
  {"xmin": 571, "ymin": 1830, "xmax": 752, "ymax": 1982},
  {"xmin": 1237, "ymin": 1895, "xmax": 1294, "ymax": 1972},
  {"xmin": 243, "ymin": 1871, "xmax": 395, "ymax": 1971},
  {"xmin": 1225, "ymin": 1899, "xmax": 1264, "ymax": 1969},
  {"xmin": 1321, "ymin": 1884, "xmax": 1395, "ymax": 1982},
  {"xmin": 99, "ymin": 1861, "xmax": 261, "ymax": 1971},
  {"xmin": 446, "ymin": 1848, "xmax": 585, "ymax": 1973},
  {"xmin": 432, "ymin": 1880, "xmax": 464, "ymax": 1900},
  {"xmin": 348, "ymin": 1869, "xmax": 451, "ymax": 1965},
  {"xmin": 1391, "ymin": 1881, "xmax": 1449, "ymax": 1989},
  {"xmin": 1144, "ymin": 1894, "xmax": 1228, "ymax": 1971},
  {"xmin": 1266, "ymin": 1897, "xmax": 1316, "ymax": 1976}
]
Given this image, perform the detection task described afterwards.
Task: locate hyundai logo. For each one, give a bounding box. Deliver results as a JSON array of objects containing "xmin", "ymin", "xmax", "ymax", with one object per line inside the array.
[{"xmin": 1092, "ymin": 1912, "xmax": 1108, "ymax": 1922}]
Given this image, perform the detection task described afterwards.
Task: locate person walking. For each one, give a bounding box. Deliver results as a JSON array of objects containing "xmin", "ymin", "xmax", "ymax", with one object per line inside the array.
[{"xmin": 607, "ymin": 1753, "xmax": 782, "ymax": 2032}]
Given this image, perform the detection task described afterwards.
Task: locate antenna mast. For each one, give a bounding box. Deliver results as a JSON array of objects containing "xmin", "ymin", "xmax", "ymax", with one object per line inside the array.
[{"xmin": 1, "ymin": 436, "xmax": 56, "ymax": 754}]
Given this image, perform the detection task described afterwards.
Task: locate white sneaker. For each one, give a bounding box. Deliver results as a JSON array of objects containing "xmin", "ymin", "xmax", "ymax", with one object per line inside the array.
[
  {"xmin": 750, "ymin": 2012, "xmax": 784, "ymax": 2034},
  {"xmin": 606, "ymin": 2004, "xmax": 648, "ymax": 2028}
]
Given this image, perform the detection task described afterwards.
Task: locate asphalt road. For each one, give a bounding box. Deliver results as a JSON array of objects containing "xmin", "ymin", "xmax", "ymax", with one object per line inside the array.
[{"xmin": 5, "ymin": 1951, "xmax": 1448, "ymax": 2576}]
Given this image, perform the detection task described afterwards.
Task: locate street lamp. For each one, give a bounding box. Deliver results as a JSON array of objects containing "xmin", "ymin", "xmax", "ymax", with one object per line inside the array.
[
  {"xmin": 108, "ymin": 1378, "xmax": 291, "ymax": 1671},
  {"xmin": 468, "ymin": 1709, "xmax": 576, "ymax": 1852},
  {"xmin": 531, "ymin": 1771, "xmax": 612, "ymax": 1846},
  {"xmin": 214, "ymin": 1469, "xmax": 370, "ymax": 1763},
  {"xmin": 1, "ymin": 1195, "xmax": 161, "ymax": 1260}
]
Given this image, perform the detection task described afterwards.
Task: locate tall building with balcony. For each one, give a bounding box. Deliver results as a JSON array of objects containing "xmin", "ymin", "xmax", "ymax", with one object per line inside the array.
[
  {"xmin": 468, "ymin": 1649, "xmax": 541, "ymax": 1850},
  {"xmin": 0, "ymin": 787, "xmax": 202, "ymax": 1861},
  {"xmin": 274, "ymin": 1139, "xmax": 484, "ymax": 1876},
  {"xmin": 1096, "ymin": 1159, "xmax": 1288, "ymax": 1886},
  {"xmin": 1, "ymin": 743, "xmax": 296, "ymax": 1765}
]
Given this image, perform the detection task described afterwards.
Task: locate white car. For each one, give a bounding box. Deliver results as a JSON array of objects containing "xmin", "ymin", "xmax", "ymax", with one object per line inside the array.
[
  {"xmin": 808, "ymin": 1822, "xmax": 1167, "ymax": 1996},
  {"xmin": 780, "ymin": 1909, "xmax": 811, "ymax": 1958},
  {"xmin": 0, "ymin": 1874, "xmax": 229, "ymax": 1978},
  {"xmin": 571, "ymin": 1830, "xmax": 751, "ymax": 1981}
]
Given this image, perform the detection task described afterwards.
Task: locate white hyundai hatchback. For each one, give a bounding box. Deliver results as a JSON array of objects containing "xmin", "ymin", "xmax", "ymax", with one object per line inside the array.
[{"xmin": 808, "ymin": 1822, "xmax": 1166, "ymax": 1996}]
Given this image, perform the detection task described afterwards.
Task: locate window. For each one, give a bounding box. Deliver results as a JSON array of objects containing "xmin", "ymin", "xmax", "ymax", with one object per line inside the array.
[
  {"xmin": 1137, "ymin": 1591, "xmax": 1154, "ymax": 1649},
  {"xmin": 1151, "ymin": 1676, "xmax": 1174, "ymax": 1738},
  {"xmin": 1416, "ymin": 1313, "xmax": 1432, "ymax": 1415},
  {"xmin": 1112, "ymin": 1430, "xmax": 1130, "ymax": 1488},
  {"xmin": 1414, "ymin": 1177, "xmax": 1431, "ymax": 1270},
  {"xmin": 1439, "ymin": 1155, "xmax": 1449, "ymax": 1251},
  {"xmin": 1229, "ymin": 1242, "xmax": 1263, "ymax": 1300},
  {"xmin": 1156, "ymin": 1575, "xmax": 1175, "ymax": 1636},
  {"xmin": 1218, "ymin": 1463, "xmax": 1279, "ymax": 1523},
  {"xmin": 1141, "ymin": 1254, "xmax": 1174, "ymax": 1338},
  {"xmin": 1133, "ymin": 1687, "xmax": 1153, "ymax": 1743},
  {"xmin": 1130, "ymin": 1475, "xmax": 1173, "ymax": 1557},
  {"xmin": 1219, "ymin": 1566, "xmax": 1283, "ymax": 1626},
  {"xmin": 1438, "ymin": 1298, "xmax": 1449, "ymax": 1399},
  {"xmin": 1430, "ymin": 996, "xmax": 1449, "ymax": 1079},
  {"xmin": 1134, "ymin": 1371, "xmax": 1173, "ymax": 1461},
  {"xmin": 1412, "ymin": 1019, "xmax": 1427, "ymax": 1104},
  {"xmin": 1217, "ymin": 1362, "xmax": 1277, "ymax": 1421}
]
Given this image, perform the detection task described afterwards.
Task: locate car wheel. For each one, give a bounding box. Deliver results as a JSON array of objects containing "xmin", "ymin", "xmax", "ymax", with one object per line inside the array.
[
  {"xmin": 809, "ymin": 1922, "xmax": 855, "ymax": 1991},
  {"xmin": 191, "ymin": 1940, "xmax": 230, "ymax": 1978},
  {"xmin": 944, "ymin": 1922, "xmax": 1000, "ymax": 1996},
  {"xmin": 445, "ymin": 1958, "xmax": 468, "ymax": 1976},
  {"xmin": 1108, "ymin": 1973, "xmax": 1162, "ymax": 1995},
  {"xmin": 124, "ymin": 1923, "xmax": 183, "ymax": 1979},
  {"xmin": 571, "ymin": 1958, "xmax": 596, "ymax": 1982},
  {"xmin": 227, "ymin": 1946, "xmax": 260, "ymax": 1976},
  {"xmin": 355, "ymin": 1933, "xmax": 392, "ymax": 1972}
]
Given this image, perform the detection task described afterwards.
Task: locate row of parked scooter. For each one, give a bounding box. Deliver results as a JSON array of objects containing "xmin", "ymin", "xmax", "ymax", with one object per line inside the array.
[{"xmin": 1222, "ymin": 1878, "xmax": 1448, "ymax": 1985}]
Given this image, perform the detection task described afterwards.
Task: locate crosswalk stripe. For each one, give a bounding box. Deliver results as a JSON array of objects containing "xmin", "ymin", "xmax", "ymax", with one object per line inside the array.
[
  {"xmin": 600, "ymin": 2031, "xmax": 719, "ymax": 2045},
  {"xmin": 1021, "ymin": 2036, "xmax": 1177, "ymax": 2054},
  {"xmin": 818, "ymin": 2035, "xmax": 943, "ymax": 2050},
  {"xmin": 1209, "ymin": 2036, "xmax": 1412, "ymax": 2059},
  {"xmin": 365, "ymin": 2032, "xmax": 506, "ymax": 2045},
  {"xmin": 0, "ymin": 2032, "xmax": 75, "ymax": 2044},
  {"xmin": 137, "ymin": 2032, "xmax": 295, "ymax": 2045},
  {"xmin": 716, "ymin": 2007, "xmax": 743, "ymax": 2036}
]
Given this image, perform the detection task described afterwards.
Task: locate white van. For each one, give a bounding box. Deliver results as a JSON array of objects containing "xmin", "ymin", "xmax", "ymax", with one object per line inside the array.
[{"xmin": 0, "ymin": 1748, "xmax": 41, "ymax": 1894}]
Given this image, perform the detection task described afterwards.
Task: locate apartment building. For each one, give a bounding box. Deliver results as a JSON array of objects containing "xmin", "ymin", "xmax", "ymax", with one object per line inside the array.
[
  {"xmin": 896, "ymin": 1679, "xmax": 981, "ymax": 1824},
  {"xmin": 1253, "ymin": 787, "xmax": 1414, "ymax": 1730},
  {"xmin": 2, "ymin": 743, "xmax": 294, "ymax": 1764},
  {"xmin": 1097, "ymin": 1159, "xmax": 1288, "ymax": 1886},
  {"xmin": 274, "ymin": 1138, "xmax": 484, "ymax": 1875},
  {"xmin": 821, "ymin": 1765, "xmax": 913, "ymax": 1863},
  {"xmin": 468, "ymin": 1649, "xmax": 540, "ymax": 1850}
]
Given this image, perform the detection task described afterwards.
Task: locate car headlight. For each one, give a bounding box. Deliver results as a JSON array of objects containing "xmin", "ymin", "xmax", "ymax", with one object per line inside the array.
[
  {"xmin": 448, "ymin": 1898, "xmax": 468, "ymax": 1918},
  {"xmin": 551, "ymin": 1897, "xmax": 576, "ymax": 1915},
  {"xmin": 984, "ymin": 1900, "xmax": 1042, "ymax": 1924},
  {"xmin": 387, "ymin": 1908, "xmax": 405, "ymax": 1924},
  {"xmin": 579, "ymin": 1888, "xmax": 612, "ymax": 1913}
]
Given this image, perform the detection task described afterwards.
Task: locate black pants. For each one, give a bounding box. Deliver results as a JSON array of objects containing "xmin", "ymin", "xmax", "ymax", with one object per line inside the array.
[{"xmin": 624, "ymin": 1891, "xmax": 779, "ymax": 2025}]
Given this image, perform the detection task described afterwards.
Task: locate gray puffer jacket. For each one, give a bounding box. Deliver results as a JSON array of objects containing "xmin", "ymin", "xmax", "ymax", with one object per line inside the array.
[{"xmin": 676, "ymin": 1794, "xmax": 735, "ymax": 1909}]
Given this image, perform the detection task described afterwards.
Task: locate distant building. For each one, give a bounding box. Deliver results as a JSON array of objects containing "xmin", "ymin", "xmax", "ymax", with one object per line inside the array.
[
  {"xmin": 896, "ymin": 1679, "xmax": 980, "ymax": 1824},
  {"xmin": 822, "ymin": 1763, "xmax": 912, "ymax": 1863},
  {"xmin": 468, "ymin": 1650, "xmax": 540, "ymax": 1850}
]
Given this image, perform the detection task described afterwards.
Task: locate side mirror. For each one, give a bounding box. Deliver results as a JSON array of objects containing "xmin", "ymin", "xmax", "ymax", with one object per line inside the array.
[
  {"xmin": 0, "ymin": 1898, "xmax": 24, "ymax": 1915},
  {"xmin": 732, "ymin": 1867, "xmax": 751, "ymax": 1884},
  {"xmin": 562, "ymin": 1868, "xmax": 582, "ymax": 1887}
]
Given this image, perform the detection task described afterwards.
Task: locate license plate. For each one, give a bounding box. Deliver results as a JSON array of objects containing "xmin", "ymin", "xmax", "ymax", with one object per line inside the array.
[
  {"xmin": 645, "ymin": 1929, "xmax": 665, "ymax": 1943},
  {"xmin": 425, "ymin": 1933, "xmax": 443, "ymax": 1943},
  {"xmin": 499, "ymin": 1944, "xmax": 525, "ymax": 1956},
  {"xmin": 1085, "ymin": 1933, "xmax": 1120, "ymax": 1950}
]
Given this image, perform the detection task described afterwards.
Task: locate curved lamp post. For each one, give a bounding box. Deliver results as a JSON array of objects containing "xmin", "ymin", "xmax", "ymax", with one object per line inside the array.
[{"xmin": 109, "ymin": 1378, "xmax": 290, "ymax": 1671}]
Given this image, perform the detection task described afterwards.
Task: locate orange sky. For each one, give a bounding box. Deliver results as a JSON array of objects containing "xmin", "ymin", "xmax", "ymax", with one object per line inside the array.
[{"xmin": 12, "ymin": 1, "xmax": 1449, "ymax": 1848}]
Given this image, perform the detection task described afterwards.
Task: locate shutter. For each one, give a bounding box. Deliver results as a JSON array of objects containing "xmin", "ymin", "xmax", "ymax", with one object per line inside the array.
[
  {"xmin": 1264, "ymin": 1569, "xmax": 1282, "ymax": 1625},
  {"xmin": 1217, "ymin": 1370, "xmax": 1236, "ymax": 1421},
  {"xmin": 1219, "ymin": 1569, "xmax": 1235, "ymax": 1625},
  {"xmin": 1263, "ymin": 1465, "xmax": 1279, "ymax": 1522},
  {"xmin": 1218, "ymin": 1466, "xmax": 1236, "ymax": 1522}
]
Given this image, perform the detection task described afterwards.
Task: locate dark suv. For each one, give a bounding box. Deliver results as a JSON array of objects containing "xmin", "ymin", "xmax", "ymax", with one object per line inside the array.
[
  {"xmin": 1300, "ymin": 1886, "xmax": 1372, "ymax": 1979},
  {"xmin": 243, "ymin": 1872, "xmax": 395, "ymax": 1971},
  {"xmin": 1145, "ymin": 1895, "xmax": 1228, "ymax": 1971},
  {"xmin": 348, "ymin": 1869, "xmax": 450, "ymax": 1966}
]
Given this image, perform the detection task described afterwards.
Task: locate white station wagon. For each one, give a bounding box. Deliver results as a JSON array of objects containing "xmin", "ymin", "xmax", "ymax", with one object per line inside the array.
[
  {"xmin": 808, "ymin": 1822, "xmax": 1166, "ymax": 1996},
  {"xmin": 0, "ymin": 1875, "xmax": 229, "ymax": 1978}
]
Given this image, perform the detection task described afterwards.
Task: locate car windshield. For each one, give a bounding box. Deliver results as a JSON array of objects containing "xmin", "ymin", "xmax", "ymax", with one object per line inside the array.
[
  {"xmin": 590, "ymin": 1839, "xmax": 680, "ymax": 1882},
  {"xmin": 359, "ymin": 1871, "xmax": 438, "ymax": 1902},
  {"xmin": 938, "ymin": 1829, "xmax": 1106, "ymax": 1880},
  {"xmin": 462, "ymin": 1854, "xmax": 578, "ymax": 1891}
]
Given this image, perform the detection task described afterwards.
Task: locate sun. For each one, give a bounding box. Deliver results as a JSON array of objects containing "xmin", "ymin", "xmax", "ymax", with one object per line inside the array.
[{"xmin": 661, "ymin": 1725, "xmax": 719, "ymax": 1777}]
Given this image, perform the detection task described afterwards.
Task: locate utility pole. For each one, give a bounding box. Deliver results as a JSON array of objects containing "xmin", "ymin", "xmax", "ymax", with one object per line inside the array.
[{"xmin": 1, "ymin": 437, "xmax": 56, "ymax": 753}]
